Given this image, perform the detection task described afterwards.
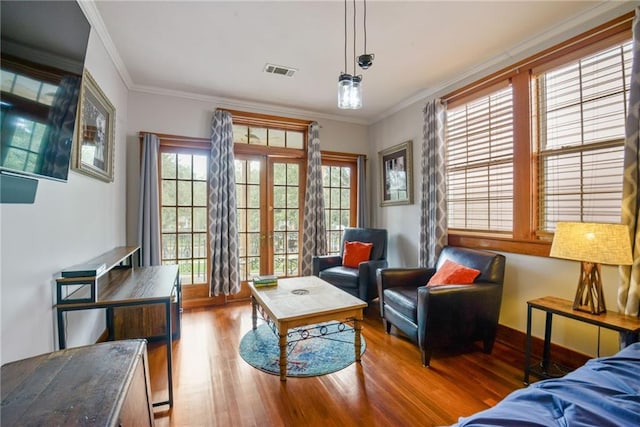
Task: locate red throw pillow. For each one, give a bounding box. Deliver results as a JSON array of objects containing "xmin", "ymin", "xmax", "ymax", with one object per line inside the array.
[
  {"xmin": 427, "ymin": 259, "xmax": 481, "ymax": 286},
  {"xmin": 343, "ymin": 241, "xmax": 373, "ymax": 268}
]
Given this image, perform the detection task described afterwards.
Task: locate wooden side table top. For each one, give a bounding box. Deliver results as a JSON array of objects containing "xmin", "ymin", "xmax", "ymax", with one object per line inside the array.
[
  {"xmin": 1, "ymin": 340, "xmax": 148, "ymax": 426},
  {"xmin": 528, "ymin": 296, "xmax": 640, "ymax": 333}
]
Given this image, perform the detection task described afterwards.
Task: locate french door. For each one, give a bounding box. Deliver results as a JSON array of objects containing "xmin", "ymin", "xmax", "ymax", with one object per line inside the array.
[{"xmin": 235, "ymin": 154, "xmax": 304, "ymax": 282}]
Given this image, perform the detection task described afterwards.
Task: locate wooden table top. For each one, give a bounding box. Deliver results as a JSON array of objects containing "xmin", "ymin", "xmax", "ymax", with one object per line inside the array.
[
  {"xmin": 1, "ymin": 340, "xmax": 147, "ymax": 426},
  {"xmin": 528, "ymin": 295, "xmax": 640, "ymax": 333},
  {"xmin": 249, "ymin": 276, "xmax": 367, "ymax": 323},
  {"xmin": 57, "ymin": 264, "xmax": 179, "ymax": 308}
]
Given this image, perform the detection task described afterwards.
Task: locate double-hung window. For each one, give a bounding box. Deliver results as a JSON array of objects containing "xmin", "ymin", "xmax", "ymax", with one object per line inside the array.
[
  {"xmin": 535, "ymin": 41, "xmax": 632, "ymax": 233},
  {"xmin": 447, "ymin": 85, "xmax": 514, "ymax": 234},
  {"xmin": 444, "ymin": 13, "xmax": 633, "ymax": 255}
]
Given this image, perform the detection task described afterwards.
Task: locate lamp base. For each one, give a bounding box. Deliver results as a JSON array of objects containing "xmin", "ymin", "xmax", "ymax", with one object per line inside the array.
[{"xmin": 573, "ymin": 262, "xmax": 606, "ymax": 315}]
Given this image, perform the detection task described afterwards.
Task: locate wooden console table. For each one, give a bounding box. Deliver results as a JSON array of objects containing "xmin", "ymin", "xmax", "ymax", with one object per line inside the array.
[
  {"xmin": 1, "ymin": 340, "xmax": 154, "ymax": 426},
  {"xmin": 55, "ymin": 246, "xmax": 180, "ymax": 408},
  {"xmin": 524, "ymin": 296, "xmax": 640, "ymax": 385}
]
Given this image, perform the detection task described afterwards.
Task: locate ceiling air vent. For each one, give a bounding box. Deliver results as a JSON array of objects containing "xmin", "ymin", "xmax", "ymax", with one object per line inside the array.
[{"xmin": 263, "ymin": 63, "xmax": 297, "ymax": 77}]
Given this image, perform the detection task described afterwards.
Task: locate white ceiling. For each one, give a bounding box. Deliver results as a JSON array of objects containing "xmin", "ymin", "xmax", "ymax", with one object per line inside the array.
[{"xmin": 87, "ymin": 1, "xmax": 637, "ymax": 124}]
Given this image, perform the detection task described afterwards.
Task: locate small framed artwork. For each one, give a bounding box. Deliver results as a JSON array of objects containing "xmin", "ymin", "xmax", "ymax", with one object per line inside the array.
[
  {"xmin": 379, "ymin": 140, "xmax": 413, "ymax": 206},
  {"xmin": 73, "ymin": 70, "xmax": 115, "ymax": 182}
]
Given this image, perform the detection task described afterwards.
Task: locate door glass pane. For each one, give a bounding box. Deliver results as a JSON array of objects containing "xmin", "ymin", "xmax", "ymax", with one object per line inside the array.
[
  {"xmin": 249, "ymin": 127, "xmax": 267, "ymax": 145},
  {"xmin": 271, "ymin": 162, "xmax": 300, "ymax": 277},
  {"xmin": 233, "ymin": 125, "xmax": 249, "ymax": 144},
  {"xmin": 193, "ymin": 233, "xmax": 207, "ymax": 258},
  {"xmin": 269, "ymin": 129, "xmax": 285, "ymax": 147},
  {"xmin": 161, "ymin": 153, "xmax": 176, "ymax": 179},
  {"xmin": 162, "ymin": 207, "xmax": 176, "ymax": 232},
  {"xmin": 193, "ymin": 207, "xmax": 207, "ymax": 232},
  {"xmin": 177, "ymin": 207, "xmax": 191, "ymax": 232},
  {"xmin": 236, "ymin": 159, "xmax": 262, "ymax": 281},
  {"xmin": 193, "ymin": 156, "xmax": 207, "ymax": 180},
  {"xmin": 286, "ymin": 131, "xmax": 304, "ymax": 149},
  {"xmin": 177, "ymin": 154, "xmax": 192, "ymax": 179},
  {"xmin": 177, "ymin": 181, "xmax": 191, "ymax": 206},
  {"xmin": 193, "ymin": 181, "xmax": 207, "ymax": 206}
]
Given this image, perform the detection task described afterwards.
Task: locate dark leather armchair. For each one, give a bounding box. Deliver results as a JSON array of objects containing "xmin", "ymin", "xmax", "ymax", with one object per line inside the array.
[
  {"xmin": 312, "ymin": 227, "xmax": 388, "ymax": 302},
  {"xmin": 377, "ymin": 246, "xmax": 505, "ymax": 366}
]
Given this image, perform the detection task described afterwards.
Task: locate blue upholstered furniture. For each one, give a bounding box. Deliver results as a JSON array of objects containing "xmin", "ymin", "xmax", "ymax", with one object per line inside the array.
[
  {"xmin": 312, "ymin": 227, "xmax": 388, "ymax": 303},
  {"xmin": 452, "ymin": 342, "xmax": 640, "ymax": 426}
]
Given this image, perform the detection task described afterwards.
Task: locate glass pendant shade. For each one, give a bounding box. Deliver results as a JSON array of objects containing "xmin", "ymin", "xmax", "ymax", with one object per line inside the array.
[
  {"xmin": 338, "ymin": 73, "xmax": 353, "ymax": 109},
  {"xmin": 350, "ymin": 75, "xmax": 362, "ymax": 109},
  {"xmin": 337, "ymin": 73, "xmax": 362, "ymax": 109}
]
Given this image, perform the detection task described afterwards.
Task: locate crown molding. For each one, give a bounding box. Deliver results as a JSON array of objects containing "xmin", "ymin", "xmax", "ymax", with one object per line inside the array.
[
  {"xmin": 130, "ymin": 84, "xmax": 370, "ymax": 126},
  {"xmin": 77, "ymin": 0, "xmax": 133, "ymax": 87},
  {"xmin": 371, "ymin": 0, "xmax": 638, "ymax": 124}
]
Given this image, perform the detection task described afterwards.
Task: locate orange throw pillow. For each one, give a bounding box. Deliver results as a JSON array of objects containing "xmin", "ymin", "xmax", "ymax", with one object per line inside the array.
[
  {"xmin": 343, "ymin": 241, "xmax": 373, "ymax": 268},
  {"xmin": 427, "ymin": 259, "xmax": 481, "ymax": 286}
]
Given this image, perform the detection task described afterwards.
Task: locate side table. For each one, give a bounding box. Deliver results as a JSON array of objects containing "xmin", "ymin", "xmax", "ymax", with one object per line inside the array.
[{"xmin": 524, "ymin": 296, "xmax": 640, "ymax": 384}]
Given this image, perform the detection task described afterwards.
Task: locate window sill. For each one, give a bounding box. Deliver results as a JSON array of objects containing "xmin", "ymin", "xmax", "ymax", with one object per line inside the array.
[{"xmin": 448, "ymin": 233, "xmax": 551, "ymax": 257}]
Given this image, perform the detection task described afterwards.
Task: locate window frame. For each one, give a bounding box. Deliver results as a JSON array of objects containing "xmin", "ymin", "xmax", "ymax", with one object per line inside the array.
[
  {"xmin": 444, "ymin": 12, "xmax": 634, "ymax": 257},
  {"xmin": 321, "ymin": 151, "xmax": 359, "ymax": 255}
]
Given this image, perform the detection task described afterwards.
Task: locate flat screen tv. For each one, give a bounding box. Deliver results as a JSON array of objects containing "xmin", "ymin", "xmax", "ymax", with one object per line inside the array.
[{"xmin": 1, "ymin": 0, "xmax": 91, "ymax": 182}]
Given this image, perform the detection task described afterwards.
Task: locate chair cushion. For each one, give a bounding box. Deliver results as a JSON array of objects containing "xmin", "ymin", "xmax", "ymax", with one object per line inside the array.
[
  {"xmin": 343, "ymin": 241, "xmax": 373, "ymax": 268},
  {"xmin": 383, "ymin": 287, "xmax": 418, "ymax": 320},
  {"xmin": 319, "ymin": 266, "xmax": 359, "ymax": 289},
  {"xmin": 427, "ymin": 260, "xmax": 480, "ymax": 286}
]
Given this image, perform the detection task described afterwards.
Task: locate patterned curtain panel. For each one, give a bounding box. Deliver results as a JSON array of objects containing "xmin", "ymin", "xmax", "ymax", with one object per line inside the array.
[
  {"xmin": 618, "ymin": 7, "xmax": 640, "ymax": 321},
  {"xmin": 300, "ymin": 122, "xmax": 327, "ymax": 276},
  {"xmin": 208, "ymin": 110, "xmax": 240, "ymax": 296},
  {"xmin": 356, "ymin": 155, "xmax": 368, "ymax": 227},
  {"xmin": 419, "ymin": 99, "xmax": 448, "ymax": 267},
  {"xmin": 138, "ymin": 133, "xmax": 161, "ymax": 266}
]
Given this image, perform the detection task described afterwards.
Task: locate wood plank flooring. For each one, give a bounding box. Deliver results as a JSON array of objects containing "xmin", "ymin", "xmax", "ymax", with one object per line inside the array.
[{"xmin": 148, "ymin": 301, "xmax": 526, "ymax": 427}]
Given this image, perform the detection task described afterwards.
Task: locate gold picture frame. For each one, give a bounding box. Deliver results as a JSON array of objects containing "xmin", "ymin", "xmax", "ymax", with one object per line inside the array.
[
  {"xmin": 72, "ymin": 70, "xmax": 115, "ymax": 182},
  {"xmin": 379, "ymin": 140, "xmax": 413, "ymax": 207}
]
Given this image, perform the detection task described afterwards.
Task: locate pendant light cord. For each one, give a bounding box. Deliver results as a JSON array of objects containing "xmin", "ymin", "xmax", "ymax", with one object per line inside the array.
[
  {"xmin": 343, "ymin": 0, "xmax": 347, "ymax": 73},
  {"xmin": 352, "ymin": 0, "xmax": 357, "ymax": 75},
  {"xmin": 363, "ymin": 0, "xmax": 367, "ymax": 54}
]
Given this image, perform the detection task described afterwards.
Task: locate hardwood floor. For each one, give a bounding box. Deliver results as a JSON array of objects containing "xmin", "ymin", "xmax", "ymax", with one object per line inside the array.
[{"xmin": 148, "ymin": 301, "xmax": 526, "ymax": 427}]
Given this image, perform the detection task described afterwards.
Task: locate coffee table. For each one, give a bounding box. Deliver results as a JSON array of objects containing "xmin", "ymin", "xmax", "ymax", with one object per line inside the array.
[{"xmin": 248, "ymin": 275, "xmax": 367, "ymax": 381}]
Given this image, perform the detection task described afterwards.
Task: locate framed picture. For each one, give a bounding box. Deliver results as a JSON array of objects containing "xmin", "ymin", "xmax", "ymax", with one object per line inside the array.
[
  {"xmin": 379, "ymin": 140, "xmax": 413, "ymax": 206},
  {"xmin": 73, "ymin": 70, "xmax": 115, "ymax": 182}
]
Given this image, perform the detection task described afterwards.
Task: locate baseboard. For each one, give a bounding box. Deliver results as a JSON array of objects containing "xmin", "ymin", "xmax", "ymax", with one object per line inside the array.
[{"xmin": 496, "ymin": 324, "xmax": 590, "ymax": 370}]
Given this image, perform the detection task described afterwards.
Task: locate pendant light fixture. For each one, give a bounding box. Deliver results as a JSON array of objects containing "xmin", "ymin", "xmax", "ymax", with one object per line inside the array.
[
  {"xmin": 337, "ymin": 0, "xmax": 362, "ymax": 109},
  {"xmin": 357, "ymin": 0, "xmax": 374, "ymax": 70}
]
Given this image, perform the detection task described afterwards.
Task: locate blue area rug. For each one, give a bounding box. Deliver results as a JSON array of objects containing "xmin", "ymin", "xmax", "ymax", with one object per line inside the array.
[{"xmin": 239, "ymin": 322, "xmax": 366, "ymax": 377}]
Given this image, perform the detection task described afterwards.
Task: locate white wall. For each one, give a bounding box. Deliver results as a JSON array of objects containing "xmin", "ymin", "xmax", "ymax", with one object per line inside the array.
[
  {"xmin": 124, "ymin": 91, "xmax": 369, "ymax": 245},
  {"xmin": 0, "ymin": 30, "xmax": 128, "ymax": 364},
  {"xmin": 367, "ymin": 88, "xmax": 622, "ymax": 359}
]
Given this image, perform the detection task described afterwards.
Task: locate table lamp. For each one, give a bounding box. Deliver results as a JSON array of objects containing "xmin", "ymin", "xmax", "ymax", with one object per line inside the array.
[{"xmin": 549, "ymin": 222, "xmax": 633, "ymax": 315}]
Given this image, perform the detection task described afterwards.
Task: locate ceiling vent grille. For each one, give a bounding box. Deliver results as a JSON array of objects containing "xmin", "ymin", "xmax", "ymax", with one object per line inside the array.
[{"xmin": 263, "ymin": 63, "xmax": 297, "ymax": 77}]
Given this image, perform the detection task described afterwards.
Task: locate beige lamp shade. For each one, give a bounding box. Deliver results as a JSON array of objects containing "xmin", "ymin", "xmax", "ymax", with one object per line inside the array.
[{"xmin": 550, "ymin": 222, "xmax": 633, "ymax": 266}]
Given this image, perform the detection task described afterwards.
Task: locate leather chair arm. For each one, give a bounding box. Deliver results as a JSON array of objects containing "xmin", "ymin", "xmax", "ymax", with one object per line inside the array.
[
  {"xmin": 377, "ymin": 267, "xmax": 435, "ymax": 314},
  {"xmin": 377, "ymin": 267, "xmax": 435, "ymax": 291},
  {"xmin": 416, "ymin": 282, "xmax": 502, "ymax": 348},
  {"xmin": 358, "ymin": 259, "xmax": 389, "ymax": 301},
  {"xmin": 312, "ymin": 255, "xmax": 342, "ymax": 275}
]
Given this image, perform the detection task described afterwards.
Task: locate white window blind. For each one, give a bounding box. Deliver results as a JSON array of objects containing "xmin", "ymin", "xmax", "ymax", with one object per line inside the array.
[
  {"xmin": 446, "ymin": 86, "xmax": 514, "ymax": 233},
  {"xmin": 536, "ymin": 40, "xmax": 632, "ymax": 232}
]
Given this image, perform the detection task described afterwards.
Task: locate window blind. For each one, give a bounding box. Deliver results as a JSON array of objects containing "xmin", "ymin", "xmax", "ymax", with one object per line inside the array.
[
  {"xmin": 536, "ymin": 40, "xmax": 631, "ymax": 232},
  {"xmin": 446, "ymin": 86, "xmax": 514, "ymax": 233}
]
